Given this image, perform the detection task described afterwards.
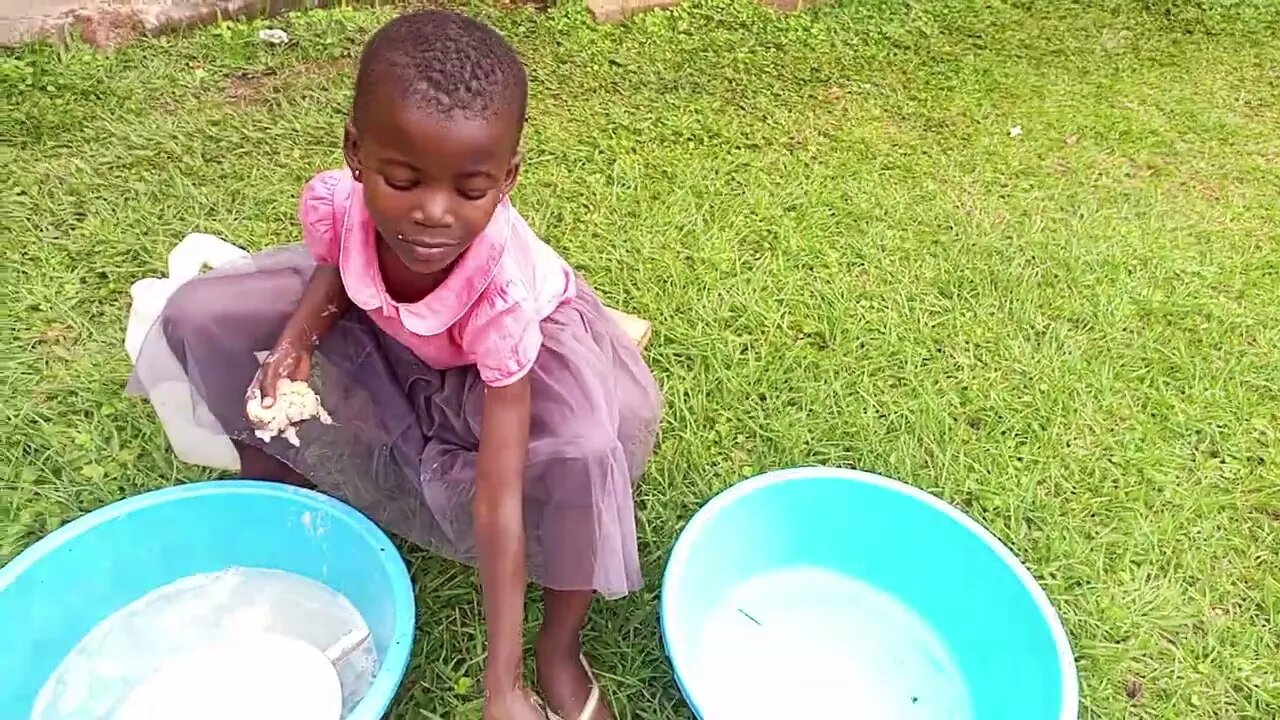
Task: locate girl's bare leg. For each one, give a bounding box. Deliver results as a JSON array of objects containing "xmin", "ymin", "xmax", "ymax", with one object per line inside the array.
[
  {"xmin": 535, "ymin": 589, "xmax": 615, "ymax": 720},
  {"xmin": 234, "ymin": 440, "xmax": 312, "ymax": 488}
]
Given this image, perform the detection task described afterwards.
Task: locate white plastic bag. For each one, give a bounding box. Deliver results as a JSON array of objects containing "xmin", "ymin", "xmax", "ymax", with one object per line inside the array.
[{"xmin": 126, "ymin": 233, "xmax": 250, "ymax": 471}]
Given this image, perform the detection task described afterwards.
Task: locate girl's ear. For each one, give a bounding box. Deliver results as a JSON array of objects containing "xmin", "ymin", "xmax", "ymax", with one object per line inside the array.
[
  {"xmin": 343, "ymin": 119, "xmax": 363, "ymax": 181},
  {"xmin": 501, "ymin": 152, "xmax": 522, "ymax": 197}
]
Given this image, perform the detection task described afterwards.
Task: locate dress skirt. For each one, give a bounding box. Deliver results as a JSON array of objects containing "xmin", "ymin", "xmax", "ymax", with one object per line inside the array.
[{"xmin": 127, "ymin": 246, "xmax": 661, "ymax": 599}]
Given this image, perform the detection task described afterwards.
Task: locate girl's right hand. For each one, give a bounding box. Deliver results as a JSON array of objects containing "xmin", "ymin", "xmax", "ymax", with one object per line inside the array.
[
  {"xmin": 246, "ymin": 264, "xmax": 349, "ymax": 412},
  {"xmin": 251, "ymin": 329, "xmax": 314, "ymax": 409}
]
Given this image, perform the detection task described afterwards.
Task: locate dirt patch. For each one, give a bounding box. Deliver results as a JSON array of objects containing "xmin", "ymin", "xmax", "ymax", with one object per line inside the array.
[
  {"xmin": 224, "ymin": 56, "xmax": 353, "ymax": 106},
  {"xmin": 1179, "ymin": 175, "xmax": 1222, "ymax": 202},
  {"xmin": 225, "ymin": 70, "xmax": 275, "ymax": 105},
  {"xmin": 496, "ymin": 0, "xmax": 550, "ymax": 10},
  {"xmin": 35, "ymin": 323, "xmax": 80, "ymax": 361},
  {"xmin": 75, "ymin": 7, "xmax": 145, "ymax": 49},
  {"xmin": 38, "ymin": 324, "xmax": 74, "ymax": 346}
]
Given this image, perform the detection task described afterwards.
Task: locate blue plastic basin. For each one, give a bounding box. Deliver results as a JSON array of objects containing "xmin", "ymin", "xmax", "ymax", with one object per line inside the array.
[
  {"xmin": 0, "ymin": 480, "xmax": 414, "ymax": 719},
  {"xmin": 661, "ymin": 467, "xmax": 1077, "ymax": 719}
]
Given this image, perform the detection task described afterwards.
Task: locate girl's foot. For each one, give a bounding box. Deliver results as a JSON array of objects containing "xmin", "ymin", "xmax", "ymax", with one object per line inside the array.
[
  {"xmin": 536, "ymin": 589, "xmax": 613, "ymax": 719},
  {"xmin": 534, "ymin": 641, "xmax": 612, "ymax": 720}
]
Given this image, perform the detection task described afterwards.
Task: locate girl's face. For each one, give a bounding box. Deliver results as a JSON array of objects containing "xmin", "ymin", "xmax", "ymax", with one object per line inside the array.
[{"xmin": 345, "ymin": 98, "xmax": 521, "ymax": 276}]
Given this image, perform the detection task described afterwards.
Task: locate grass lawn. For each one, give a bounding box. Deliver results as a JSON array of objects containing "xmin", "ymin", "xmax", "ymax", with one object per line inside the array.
[{"xmin": 3, "ymin": 0, "xmax": 1280, "ymax": 716}]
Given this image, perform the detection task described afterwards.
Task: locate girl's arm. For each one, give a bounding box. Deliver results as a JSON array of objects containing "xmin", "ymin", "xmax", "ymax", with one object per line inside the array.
[
  {"xmin": 473, "ymin": 375, "xmax": 533, "ymax": 696},
  {"xmin": 258, "ymin": 265, "xmax": 351, "ymax": 402},
  {"xmin": 283, "ymin": 264, "xmax": 350, "ymax": 348}
]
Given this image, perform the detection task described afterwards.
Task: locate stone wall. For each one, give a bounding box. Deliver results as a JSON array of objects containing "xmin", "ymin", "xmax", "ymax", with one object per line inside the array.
[
  {"xmin": 4, "ymin": 0, "xmax": 809, "ymax": 48},
  {"xmin": 1, "ymin": 0, "xmax": 332, "ymax": 47}
]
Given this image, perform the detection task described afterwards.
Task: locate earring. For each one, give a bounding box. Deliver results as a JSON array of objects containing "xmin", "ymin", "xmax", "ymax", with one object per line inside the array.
[{"xmin": 352, "ymin": 169, "xmax": 362, "ymax": 182}]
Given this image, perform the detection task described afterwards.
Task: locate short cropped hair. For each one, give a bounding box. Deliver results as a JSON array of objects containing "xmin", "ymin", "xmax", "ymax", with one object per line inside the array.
[{"xmin": 353, "ymin": 10, "xmax": 528, "ymax": 128}]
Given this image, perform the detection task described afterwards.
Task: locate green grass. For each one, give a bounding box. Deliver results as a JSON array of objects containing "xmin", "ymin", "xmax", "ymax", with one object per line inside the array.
[{"xmin": 3, "ymin": 0, "xmax": 1280, "ymax": 716}]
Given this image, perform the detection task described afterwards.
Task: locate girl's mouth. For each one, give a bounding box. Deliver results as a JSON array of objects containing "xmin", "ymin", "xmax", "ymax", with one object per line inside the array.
[
  {"xmin": 392, "ymin": 235, "xmax": 451, "ymax": 261},
  {"xmin": 397, "ymin": 234, "xmax": 454, "ymax": 250},
  {"xmin": 405, "ymin": 245, "xmax": 446, "ymax": 263}
]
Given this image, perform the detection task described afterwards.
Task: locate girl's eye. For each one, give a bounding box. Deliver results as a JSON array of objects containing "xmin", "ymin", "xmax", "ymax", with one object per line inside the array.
[
  {"xmin": 459, "ymin": 188, "xmax": 489, "ymax": 201},
  {"xmin": 385, "ymin": 178, "xmax": 417, "ymax": 192}
]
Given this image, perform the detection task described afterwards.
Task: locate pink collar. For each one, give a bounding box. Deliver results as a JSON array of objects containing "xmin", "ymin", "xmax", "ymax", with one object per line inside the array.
[{"xmin": 336, "ymin": 175, "xmax": 511, "ymax": 336}]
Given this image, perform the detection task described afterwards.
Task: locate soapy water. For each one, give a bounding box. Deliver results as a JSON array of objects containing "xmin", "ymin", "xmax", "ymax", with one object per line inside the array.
[
  {"xmin": 692, "ymin": 566, "xmax": 973, "ymax": 719},
  {"xmin": 32, "ymin": 568, "xmax": 378, "ymax": 720}
]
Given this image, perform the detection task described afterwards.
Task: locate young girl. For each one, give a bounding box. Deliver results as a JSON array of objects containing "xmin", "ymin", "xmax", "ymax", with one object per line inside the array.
[{"xmin": 128, "ymin": 10, "xmax": 661, "ymax": 720}]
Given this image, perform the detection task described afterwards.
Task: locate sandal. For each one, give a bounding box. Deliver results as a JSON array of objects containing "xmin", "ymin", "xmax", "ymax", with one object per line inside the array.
[{"xmin": 532, "ymin": 655, "xmax": 602, "ymax": 720}]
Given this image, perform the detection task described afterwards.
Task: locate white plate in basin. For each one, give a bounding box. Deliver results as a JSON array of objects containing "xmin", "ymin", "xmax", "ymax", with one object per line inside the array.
[{"xmin": 117, "ymin": 632, "xmax": 341, "ymax": 720}]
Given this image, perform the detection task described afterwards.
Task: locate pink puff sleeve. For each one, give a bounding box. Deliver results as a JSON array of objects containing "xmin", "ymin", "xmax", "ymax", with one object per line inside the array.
[
  {"xmin": 461, "ymin": 288, "xmax": 544, "ymax": 387},
  {"xmin": 297, "ymin": 170, "xmax": 348, "ymax": 265}
]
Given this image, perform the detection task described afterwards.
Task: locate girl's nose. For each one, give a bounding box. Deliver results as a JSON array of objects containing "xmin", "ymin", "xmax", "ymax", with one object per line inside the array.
[{"xmin": 412, "ymin": 190, "xmax": 452, "ymax": 228}]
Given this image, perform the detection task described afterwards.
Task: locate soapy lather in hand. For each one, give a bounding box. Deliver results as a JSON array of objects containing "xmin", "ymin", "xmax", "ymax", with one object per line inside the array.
[
  {"xmin": 245, "ymin": 334, "xmax": 332, "ymax": 446},
  {"xmin": 246, "ymin": 378, "xmax": 332, "ymax": 446}
]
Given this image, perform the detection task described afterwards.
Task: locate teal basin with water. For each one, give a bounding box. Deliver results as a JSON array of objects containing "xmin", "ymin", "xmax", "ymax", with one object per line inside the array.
[
  {"xmin": 0, "ymin": 480, "xmax": 414, "ymax": 719},
  {"xmin": 661, "ymin": 467, "xmax": 1078, "ymax": 719}
]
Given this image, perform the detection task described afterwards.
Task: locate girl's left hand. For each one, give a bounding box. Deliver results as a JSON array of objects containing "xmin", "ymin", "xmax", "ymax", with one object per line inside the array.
[{"xmin": 483, "ymin": 687, "xmax": 545, "ymax": 720}]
